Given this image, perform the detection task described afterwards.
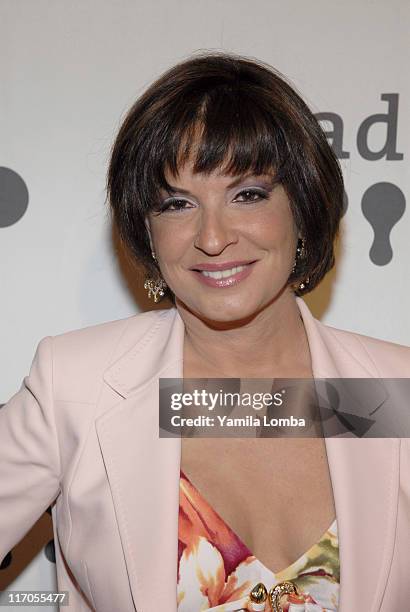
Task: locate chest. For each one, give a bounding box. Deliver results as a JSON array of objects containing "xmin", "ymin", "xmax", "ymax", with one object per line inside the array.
[{"xmin": 180, "ymin": 437, "xmax": 336, "ymax": 574}]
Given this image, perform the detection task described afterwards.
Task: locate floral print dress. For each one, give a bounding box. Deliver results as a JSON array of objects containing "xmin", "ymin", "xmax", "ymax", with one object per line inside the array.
[{"xmin": 177, "ymin": 470, "xmax": 340, "ymax": 612}]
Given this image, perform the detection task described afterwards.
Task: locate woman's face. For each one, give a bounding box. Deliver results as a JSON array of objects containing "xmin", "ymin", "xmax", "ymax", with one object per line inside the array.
[{"xmin": 145, "ymin": 161, "xmax": 299, "ymax": 322}]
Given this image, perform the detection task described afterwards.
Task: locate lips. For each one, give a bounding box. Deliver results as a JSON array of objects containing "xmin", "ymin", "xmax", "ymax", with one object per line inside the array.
[
  {"xmin": 190, "ymin": 259, "xmax": 257, "ymax": 272},
  {"xmin": 190, "ymin": 260, "xmax": 257, "ymax": 288}
]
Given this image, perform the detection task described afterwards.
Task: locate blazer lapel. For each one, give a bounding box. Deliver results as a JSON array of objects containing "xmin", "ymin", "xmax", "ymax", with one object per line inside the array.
[
  {"xmin": 297, "ymin": 298, "xmax": 400, "ymax": 612},
  {"xmin": 95, "ymin": 308, "xmax": 184, "ymax": 612},
  {"xmin": 96, "ymin": 298, "xmax": 399, "ymax": 612}
]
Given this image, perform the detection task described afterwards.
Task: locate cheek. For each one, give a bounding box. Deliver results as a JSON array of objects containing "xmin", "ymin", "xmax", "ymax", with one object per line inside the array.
[
  {"xmin": 153, "ymin": 225, "xmax": 194, "ymax": 271},
  {"xmin": 151, "ymin": 223, "xmax": 183, "ymax": 257},
  {"xmin": 246, "ymin": 209, "xmax": 296, "ymax": 249}
]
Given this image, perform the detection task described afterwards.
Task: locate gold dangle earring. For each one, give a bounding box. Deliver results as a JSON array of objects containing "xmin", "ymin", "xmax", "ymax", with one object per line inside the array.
[
  {"xmin": 144, "ymin": 251, "xmax": 168, "ymax": 303},
  {"xmin": 292, "ymin": 237, "xmax": 310, "ymax": 291}
]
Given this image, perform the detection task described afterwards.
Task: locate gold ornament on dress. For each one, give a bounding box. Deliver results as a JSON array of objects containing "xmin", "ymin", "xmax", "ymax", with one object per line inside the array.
[
  {"xmin": 269, "ymin": 580, "xmax": 300, "ymax": 611},
  {"xmin": 247, "ymin": 582, "xmax": 268, "ymax": 610},
  {"xmin": 247, "ymin": 580, "xmax": 300, "ymax": 611}
]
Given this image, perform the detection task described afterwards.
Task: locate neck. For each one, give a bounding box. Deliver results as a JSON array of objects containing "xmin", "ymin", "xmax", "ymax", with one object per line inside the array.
[{"xmin": 176, "ymin": 291, "xmax": 312, "ymax": 379}]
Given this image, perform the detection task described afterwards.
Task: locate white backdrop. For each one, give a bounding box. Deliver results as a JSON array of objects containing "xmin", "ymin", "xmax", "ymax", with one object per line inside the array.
[{"xmin": 0, "ymin": 0, "xmax": 408, "ymax": 609}]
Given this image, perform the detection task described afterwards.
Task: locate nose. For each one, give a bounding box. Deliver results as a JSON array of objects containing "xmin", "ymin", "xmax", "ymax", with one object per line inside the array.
[{"xmin": 194, "ymin": 207, "xmax": 238, "ymax": 255}]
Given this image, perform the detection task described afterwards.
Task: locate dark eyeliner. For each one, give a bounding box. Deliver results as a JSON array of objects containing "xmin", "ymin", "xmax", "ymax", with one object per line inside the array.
[
  {"xmin": 155, "ymin": 197, "xmax": 190, "ymax": 213},
  {"xmin": 233, "ymin": 188, "xmax": 270, "ymax": 202}
]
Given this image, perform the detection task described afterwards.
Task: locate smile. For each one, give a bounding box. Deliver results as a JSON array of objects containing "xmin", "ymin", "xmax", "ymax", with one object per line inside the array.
[
  {"xmin": 200, "ymin": 265, "xmax": 247, "ymax": 279},
  {"xmin": 191, "ymin": 262, "xmax": 256, "ymax": 287}
]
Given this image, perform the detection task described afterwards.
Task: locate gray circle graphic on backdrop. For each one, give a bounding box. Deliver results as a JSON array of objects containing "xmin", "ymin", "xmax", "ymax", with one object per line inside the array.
[
  {"xmin": 362, "ymin": 182, "xmax": 405, "ymax": 266},
  {"xmin": 0, "ymin": 167, "xmax": 29, "ymax": 227}
]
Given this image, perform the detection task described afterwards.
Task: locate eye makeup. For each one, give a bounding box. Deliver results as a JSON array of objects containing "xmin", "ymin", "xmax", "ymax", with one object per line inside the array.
[{"xmin": 153, "ymin": 179, "xmax": 278, "ymax": 214}]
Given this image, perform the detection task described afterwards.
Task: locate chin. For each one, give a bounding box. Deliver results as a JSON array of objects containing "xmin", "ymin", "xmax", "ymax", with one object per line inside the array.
[{"xmin": 183, "ymin": 295, "xmax": 264, "ymax": 325}]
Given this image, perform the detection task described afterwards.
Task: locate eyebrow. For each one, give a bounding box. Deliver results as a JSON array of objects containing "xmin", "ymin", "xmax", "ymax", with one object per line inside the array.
[{"xmin": 164, "ymin": 173, "xmax": 275, "ymax": 195}]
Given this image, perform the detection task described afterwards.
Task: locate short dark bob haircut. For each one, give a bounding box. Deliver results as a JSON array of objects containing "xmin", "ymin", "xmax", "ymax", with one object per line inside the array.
[{"xmin": 106, "ymin": 51, "xmax": 344, "ymax": 302}]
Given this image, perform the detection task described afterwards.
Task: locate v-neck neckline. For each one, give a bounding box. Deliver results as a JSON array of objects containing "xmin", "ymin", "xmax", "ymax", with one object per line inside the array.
[{"xmin": 179, "ymin": 468, "xmax": 337, "ymax": 577}]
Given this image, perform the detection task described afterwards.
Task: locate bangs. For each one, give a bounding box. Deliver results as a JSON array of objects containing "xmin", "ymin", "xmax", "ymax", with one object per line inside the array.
[{"xmin": 143, "ymin": 85, "xmax": 291, "ymax": 208}]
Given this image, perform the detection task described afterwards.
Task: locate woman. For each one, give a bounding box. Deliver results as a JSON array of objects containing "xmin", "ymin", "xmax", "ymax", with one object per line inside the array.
[{"xmin": 0, "ymin": 52, "xmax": 409, "ymax": 612}]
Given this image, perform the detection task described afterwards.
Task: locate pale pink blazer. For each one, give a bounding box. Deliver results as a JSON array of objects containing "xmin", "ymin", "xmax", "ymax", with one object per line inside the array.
[{"xmin": 1, "ymin": 297, "xmax": 410, "ymax": 612}]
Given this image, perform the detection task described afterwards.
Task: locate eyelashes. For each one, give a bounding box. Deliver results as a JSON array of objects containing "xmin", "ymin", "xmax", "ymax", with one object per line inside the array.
[
  {"xmin": 233, "ymin": 188, "xmax": 270, "ymax": 203},
  {"xmin": 155, "ymin": 188, "xmax": 270, "ymax": 213}
]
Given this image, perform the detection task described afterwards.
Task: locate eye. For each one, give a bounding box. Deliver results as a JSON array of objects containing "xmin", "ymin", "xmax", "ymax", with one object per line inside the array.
[
  {"xmin": 233, "ymin": 188, "xmax": 269, "ymax": 203},
  {"xmin": 156, "ymin": 198, "xmax": 194, "ymax": 213}
]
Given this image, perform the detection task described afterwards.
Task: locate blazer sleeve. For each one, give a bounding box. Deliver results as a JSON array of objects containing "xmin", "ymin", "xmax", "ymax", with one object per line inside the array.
[{"xmin": 0, "ymin": 336, "xmax": 62, "ymax": 564}]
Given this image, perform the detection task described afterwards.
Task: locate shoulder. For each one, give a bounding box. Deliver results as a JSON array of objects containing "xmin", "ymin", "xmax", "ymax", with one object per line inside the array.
[
  {"xmin": 319, "ymin": 321, "xmax": 410, "ymax": 377},
  {"xmin": 49, "ymin": 308, "xmax": 170, "ymax": 401},
  {"xmin": 51, "ymin": 308, "xmax": 168, "ymax": 353}
]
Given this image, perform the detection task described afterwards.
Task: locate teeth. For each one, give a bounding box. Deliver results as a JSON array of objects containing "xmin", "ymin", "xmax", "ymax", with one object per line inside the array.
[{"xmin": 200, "ymin": 265, "xmax": 247, "ymax": 279}]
